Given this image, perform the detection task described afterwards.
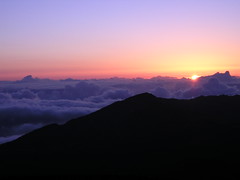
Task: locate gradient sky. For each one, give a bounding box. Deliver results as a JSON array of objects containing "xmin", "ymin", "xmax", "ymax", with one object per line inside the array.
[{"xmin": 1, "ymin": 0, "xmax": 240, "ymax": 80}]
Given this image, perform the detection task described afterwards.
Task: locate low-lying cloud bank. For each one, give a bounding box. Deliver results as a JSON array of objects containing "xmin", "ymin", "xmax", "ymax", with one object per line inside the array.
[{"xmin": 0, "ymin": 71, "xmax": 240, "ymax": 144}]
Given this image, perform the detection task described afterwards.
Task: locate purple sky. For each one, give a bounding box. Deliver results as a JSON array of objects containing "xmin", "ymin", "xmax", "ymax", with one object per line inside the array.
[{"xmin": 1, "ymin": 0, "xmax": 240, "ymax": 80}]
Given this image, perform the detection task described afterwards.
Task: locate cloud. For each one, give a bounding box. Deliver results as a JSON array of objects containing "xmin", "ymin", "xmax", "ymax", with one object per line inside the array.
[
  {"xmin": 37, "ymin": 81, "xmax": 101, "ymax": 100},
  {"xmin": 102, "ymin": 89, "xmax": 132, "ymax": 100},
  {"xmin": 0, "ymin": 93, "xmax": 11, "ymax": 103},
  {"xmin": 203, "ymin": 78, "xmax": 237, "ymax": 95},
  {"xmin": 0, "ymin": 135, "xmax": 21, "ymax": 144},
  {"xmin": 1, "ymin": 72, "xmax": 240, "ymax": 143},
  {"xmin": 12, "ymin": 89, "xmax": 37, "ymax": 99},
  {"xmin": 151, "ymin": 87, "xmax": 170, "ymax": 98},
  {"xmin": 182, "ymin": 78, "xmax": 239, "ymax": 98},
  {"xmin": 0, "ymin": 98, "xmax": 114, "ymax": 141},
  {"xmin": 182, "ymin": 88, "xmax": 204, "ymax": 99}
]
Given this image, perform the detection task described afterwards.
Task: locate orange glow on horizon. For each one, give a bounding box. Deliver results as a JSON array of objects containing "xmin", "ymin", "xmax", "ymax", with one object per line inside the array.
[{"xmin": 1, "ymin": 69, "xmax": 240, "ymax": 81}]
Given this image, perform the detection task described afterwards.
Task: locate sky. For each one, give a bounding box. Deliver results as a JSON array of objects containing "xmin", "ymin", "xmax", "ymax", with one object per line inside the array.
[{"xmin": 1, "ymin": 0, "xmax": 240, "ymax": 80}]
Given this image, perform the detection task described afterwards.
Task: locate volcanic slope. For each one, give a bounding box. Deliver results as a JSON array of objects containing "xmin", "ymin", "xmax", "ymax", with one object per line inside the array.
[{"xmin": 1, "ymin": 93, "xmax": 240, "ymax": 179}]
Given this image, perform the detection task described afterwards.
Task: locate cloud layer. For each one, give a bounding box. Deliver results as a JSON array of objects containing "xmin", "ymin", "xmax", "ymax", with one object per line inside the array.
[{"xmin": 1, "ymin": 72, "xmax": 240, "ymax": 143}]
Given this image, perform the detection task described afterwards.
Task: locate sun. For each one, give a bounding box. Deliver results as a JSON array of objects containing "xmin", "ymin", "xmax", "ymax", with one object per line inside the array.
[{"xmin": 191, "ymin": 75, "xmax": 200, "ymax": 80}]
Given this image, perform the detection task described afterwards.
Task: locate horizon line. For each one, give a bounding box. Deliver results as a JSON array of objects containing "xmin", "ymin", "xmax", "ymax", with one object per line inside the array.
[{"xmin": 1, "ymin": 71, "xmax": 237, "ymax": 82}]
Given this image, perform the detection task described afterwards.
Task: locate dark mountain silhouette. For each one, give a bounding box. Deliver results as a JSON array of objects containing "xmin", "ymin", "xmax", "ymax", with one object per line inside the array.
[{"xmin": 1, "ymin": 93, "xmax": 240, "ymax": 179}]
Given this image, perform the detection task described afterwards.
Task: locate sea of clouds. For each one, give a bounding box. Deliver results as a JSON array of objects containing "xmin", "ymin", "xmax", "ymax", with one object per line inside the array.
[{"xmin": 0, "ymin": 71, "xmax": 240, "ymax": 144}]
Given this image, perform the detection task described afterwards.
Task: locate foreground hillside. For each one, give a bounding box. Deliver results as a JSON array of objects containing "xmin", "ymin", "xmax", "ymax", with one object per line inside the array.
[{"xmin": 1, "ymin": 93, "xmax": 240, "ymax": 179}]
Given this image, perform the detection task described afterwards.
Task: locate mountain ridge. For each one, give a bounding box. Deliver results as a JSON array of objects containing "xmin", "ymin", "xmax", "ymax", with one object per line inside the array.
[{"xmin": 1, "ymin": 93, "xmax": 240, "ymax": 179}]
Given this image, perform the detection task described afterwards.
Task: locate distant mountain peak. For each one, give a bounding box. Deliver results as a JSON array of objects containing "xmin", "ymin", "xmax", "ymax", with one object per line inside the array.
[
  {"xmin": 127, "ymin": 92, "xmax": 156, "ymax": 99},
  {"xmin": 21, "ymin": 75, "xmax": 38, "ymax": 82},
  {"xmin": 23, "ymin": 75, "xmax": 33, "ymax": 80},
  {"xmin": 214, "ymin": 71, "xmax": 230, "ymax": 75},
  {"xmin": 208, "ymin": 71, "xmax": 232, "ymax": 82},
  {"xmin": 123, "ymin": 92, "xmax": 157, "ymax": 103},
  {"xmin": 224, "ymin": 71, "xmax": 230, "ymax": 75}
]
